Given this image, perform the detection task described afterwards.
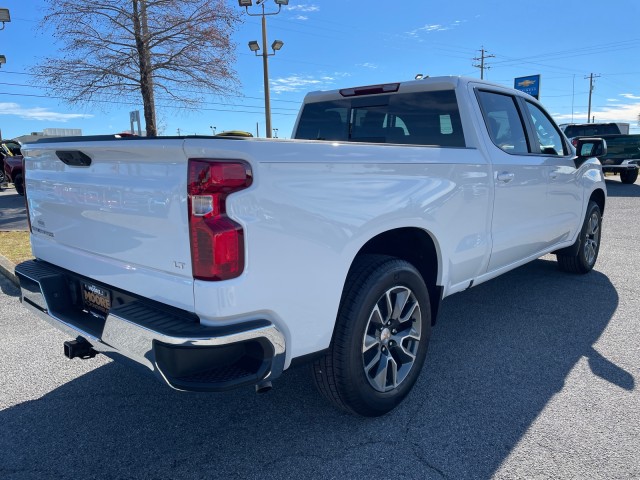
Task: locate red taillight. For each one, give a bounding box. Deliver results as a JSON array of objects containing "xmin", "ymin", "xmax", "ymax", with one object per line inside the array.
[
  {"xmin": 571, "ymin": 138, "xmax": 578, "ymax": 148},
  {"xmin": 188, "ymin": 159, "xmax": 252, "ymax": 281}
]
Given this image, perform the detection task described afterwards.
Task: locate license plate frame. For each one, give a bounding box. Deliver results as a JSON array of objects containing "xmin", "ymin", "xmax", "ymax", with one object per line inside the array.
[{"xmin": 81, "ymin": 281, "xmax": 111, "ymax": 317}]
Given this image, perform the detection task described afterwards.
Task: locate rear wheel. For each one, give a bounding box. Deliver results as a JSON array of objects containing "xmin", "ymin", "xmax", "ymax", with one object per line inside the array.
[
  {"xmin": 311, "ymin": 255, "xmax": 431, "ymax": 417},
  {"xmin": 620, "ymin": 169, "xmax": 638, "ymax": 184},
  {"xmin": 14, "ymin": 174, "xmax": 24, "ymax": 196},
  {"xmin": 557, "ymin": 200, "xmax": 602, "ymax": 274}
]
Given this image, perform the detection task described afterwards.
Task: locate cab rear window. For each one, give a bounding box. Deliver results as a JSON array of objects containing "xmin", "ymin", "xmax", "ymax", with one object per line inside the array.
[
  {"xmin": 294, "ymin": 90, "xmax": 465, "ymax": 147},
  {"xmin": 563, "ymin": 124, "xmax": 621, "ymax": 137}
]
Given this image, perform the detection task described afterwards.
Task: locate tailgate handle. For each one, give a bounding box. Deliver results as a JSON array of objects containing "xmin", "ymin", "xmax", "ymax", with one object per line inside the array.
[{"xmin": 56, "ymin": 150, "xmax": 92, "ymax": 167}]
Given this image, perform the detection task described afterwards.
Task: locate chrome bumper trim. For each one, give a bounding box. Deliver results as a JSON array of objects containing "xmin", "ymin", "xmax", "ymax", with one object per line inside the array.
[{"xmin": 15, "ymin": 260, "xmax": 286, "ymax": 391}]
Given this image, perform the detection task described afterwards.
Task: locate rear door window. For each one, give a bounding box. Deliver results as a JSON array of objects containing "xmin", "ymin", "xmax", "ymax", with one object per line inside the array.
[{"xmin": 476, "ymin": 90, "xmax": 529, "ymax": 154}]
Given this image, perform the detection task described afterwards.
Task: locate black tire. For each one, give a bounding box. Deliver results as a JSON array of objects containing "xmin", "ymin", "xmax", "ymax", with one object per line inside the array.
[
  {"xmin": 311, "ymin": 255, "xmax": 431, "ymax": 417},
  {"xmin": 557, "ymin": 200, "xmax": 602, "ymax": 274},
  {"xmin": 620, "ymin": 169, "xmax": 638, "ymax": 185},
  {"xmin": 14, "ymin": 175, "xmax": 24, "ymax": 196},
  {"xmin": 0, "ymin": 162, "xmax": 6, "ymax": 184}
]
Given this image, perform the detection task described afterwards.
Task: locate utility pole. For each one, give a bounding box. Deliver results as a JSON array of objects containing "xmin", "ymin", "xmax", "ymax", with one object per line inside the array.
[
  {"xmin": 240, "ymin": 0, "xmax": 287, "ymax": 138},
  {"xmin": 473, "ymin": 47, "xmax": 495, "ymax": 80},
  {"xmin": 585, "ymin": 73, "xmax": 601, "ymax": 124}
]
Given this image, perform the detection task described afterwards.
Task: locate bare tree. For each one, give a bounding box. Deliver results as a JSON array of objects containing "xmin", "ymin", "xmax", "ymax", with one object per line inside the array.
[{"xmin": 33, "ymin": 0, "xmax": 242, "ymax": 136}]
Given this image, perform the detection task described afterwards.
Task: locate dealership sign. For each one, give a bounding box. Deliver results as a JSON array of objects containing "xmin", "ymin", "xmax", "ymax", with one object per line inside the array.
[{"xmin": 514, "ymin": 75, "xmax": 541, "ymax": 100}]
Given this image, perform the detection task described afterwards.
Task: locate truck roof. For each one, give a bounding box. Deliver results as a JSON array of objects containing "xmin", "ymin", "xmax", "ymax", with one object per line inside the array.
[{"xmin": 301, "ymin": 76, "xmax": 509, "ymax": 104}]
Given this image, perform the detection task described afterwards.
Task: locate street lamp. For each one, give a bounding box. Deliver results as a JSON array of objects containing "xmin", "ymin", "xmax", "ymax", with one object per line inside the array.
[
  {"xmin": 210, "ymin": 125, "xmax": 217, "ymax": 135},
  {"xmin": 273, "ymin": 128, "xmax": 278, "ymax": 138},
  {"xmin": 239, "ymin": 0, "xmax": 287, "ymax": 138},
  {"xmin": 0, "ymin": 8, "xmax": 10, "ymax": 30}
]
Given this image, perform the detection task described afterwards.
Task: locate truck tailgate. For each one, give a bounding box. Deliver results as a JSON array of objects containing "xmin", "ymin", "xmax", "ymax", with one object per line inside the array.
[{"xmin": 23, "ymin": 139, "xmax": 195, "ymax": 311}]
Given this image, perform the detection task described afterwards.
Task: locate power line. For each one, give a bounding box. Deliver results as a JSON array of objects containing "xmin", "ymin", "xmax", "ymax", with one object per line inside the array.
[
  {"xmin": 0, "ymin": 80, "xmax": 300, "ymax": 112},
  {"xmin": 490, "ymin": 38, "xmax": 640, "ymax": 66},
  {"xmin": 0, "ymin": 91, "xmax": 298, "ymax": 116}
]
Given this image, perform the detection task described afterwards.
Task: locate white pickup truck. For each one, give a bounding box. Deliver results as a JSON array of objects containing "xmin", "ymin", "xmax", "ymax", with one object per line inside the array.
[{"xmin": 16, "ymin": 77, "xmax": 607, "ymax": 416}]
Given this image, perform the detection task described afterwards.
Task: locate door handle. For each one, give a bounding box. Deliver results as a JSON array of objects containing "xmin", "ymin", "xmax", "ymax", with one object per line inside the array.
[{"xmin": 497, "ymin": 172, "xmax": 515, "ymax": 183}]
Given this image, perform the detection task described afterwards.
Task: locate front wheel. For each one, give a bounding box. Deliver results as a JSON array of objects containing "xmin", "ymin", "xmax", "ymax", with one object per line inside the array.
[
  {"xmin": 311, "ymin": 255, "xmax": 431, "ymax": 417},
  {"xmin": 620, "ymin": 169, "xmax": 638, "ymax": 185},
  {"xmin": 557, "ymin": 200, "xmax": 602, "ymax": 274}
]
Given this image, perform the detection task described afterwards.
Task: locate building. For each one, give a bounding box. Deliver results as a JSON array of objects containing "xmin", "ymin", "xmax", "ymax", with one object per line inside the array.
[{"xmin": 13, "ymin": 128, "xmax": 83, "ymax": 144}]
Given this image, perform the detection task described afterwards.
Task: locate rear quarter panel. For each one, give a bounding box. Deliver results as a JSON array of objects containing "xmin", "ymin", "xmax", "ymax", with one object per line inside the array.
[{"xmin": 184, "ymin": 138, "xmax": 493, "ymax": 362}]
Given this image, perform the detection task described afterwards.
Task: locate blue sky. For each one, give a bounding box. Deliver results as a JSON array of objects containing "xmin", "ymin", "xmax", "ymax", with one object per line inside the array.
[{"xmin": 1, "ymin": 0, "xmax": 639, "ymax": 139}]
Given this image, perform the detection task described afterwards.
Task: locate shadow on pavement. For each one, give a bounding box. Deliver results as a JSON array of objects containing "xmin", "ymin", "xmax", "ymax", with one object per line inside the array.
[
  {"xmin": 0, "ymin": 277, "xmax": 19, "ymax": 297},
  {"xmin": 605, "ymin": 178, "xmax": 640, "ymax": 197},
  {"xmin": 0, "ymin": 188, "xmax": 28, "ymax": 231},
  {"xmin": 0, "ymin": 259, "xmax": 622, "ymax": 479}
]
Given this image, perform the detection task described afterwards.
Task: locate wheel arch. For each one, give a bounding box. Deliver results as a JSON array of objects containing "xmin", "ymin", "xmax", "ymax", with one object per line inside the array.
[
  {"xmin": 348, "ymin": 227, "xmax": 442, "ymax": 325},
  {"xmin": 590, "ymin": 188, "xmax": 605, "ymax": 215}
]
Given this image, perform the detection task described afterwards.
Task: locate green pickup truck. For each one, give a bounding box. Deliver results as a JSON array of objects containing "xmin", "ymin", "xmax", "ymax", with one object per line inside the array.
[{"xmin": 597, "ymin": 134, "xmax": 640, "ymax": 184}]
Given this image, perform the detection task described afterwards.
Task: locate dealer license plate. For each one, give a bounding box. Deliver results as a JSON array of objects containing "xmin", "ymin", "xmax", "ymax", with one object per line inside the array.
[{"xmin": 81, "ymin": 282, "xmax": 111, "ymax": 316}]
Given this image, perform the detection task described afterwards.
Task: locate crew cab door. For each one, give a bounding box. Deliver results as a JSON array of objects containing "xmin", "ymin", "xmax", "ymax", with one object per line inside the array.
[
  {"xmin": 521, "ymin": 99, "xmax": 583, "ymax": 244},
  {"xmin": 475, "ymin": 89, "xmax": 554, "ymax": 272}
]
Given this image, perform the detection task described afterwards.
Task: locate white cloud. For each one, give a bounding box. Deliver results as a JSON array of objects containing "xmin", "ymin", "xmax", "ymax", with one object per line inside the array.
[
  {"xmin": 620, "ymin": 93, "xmax": 640, "ymax": 100},
  {"xmin": 293, "ymin": 15, "xmax": 308, "ymax": 20},
  {"xmin": 406, "ymin": 20, "xmax": 464, "ymax": 37},
  {"xmin": 357, "ymin": 63, "xmax": 378, "ymax": 69},
  {"xmin": 553, "ymin": 99, "xmax": 640, "ymax": 124},
  {"xmin": 0, "ymin": 102, "xmax": 94, "ymax": 122},
  {"xmin": 271, "ymin": 75, "xmax": 324, "ymax": 94},
  {"xmin": 286, "ymin": 4, "xmax": 319, "ymax": 12},
  {"xmin": 270, "ymin": 73, "xmax": 352, "ymax": 94}
]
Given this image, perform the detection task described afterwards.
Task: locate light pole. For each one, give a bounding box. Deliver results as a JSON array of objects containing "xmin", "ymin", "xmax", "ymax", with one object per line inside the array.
[
  {"xmin": 210, "ymin": 125, "xmax": 217, "ymax": 135},
  {"xmin": 0, "ymin": 8, "xmax": 10, "ymax": 30},
  {"xmin": 273, "ymin": 128, "xmax": 278, "ymax": 138},
  {"xmin": 0, "ymin": 8, "xmax": 10, "ymax": 67},
  {"xmin": 239, "ymin": 0, "xmax": 287, "ymax": 138}
]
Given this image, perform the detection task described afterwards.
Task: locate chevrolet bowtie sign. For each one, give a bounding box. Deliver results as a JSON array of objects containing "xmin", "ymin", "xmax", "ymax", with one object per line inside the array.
[{"xmin": 514, "ymin": 75, "xmax": 541, "ymax": 100}]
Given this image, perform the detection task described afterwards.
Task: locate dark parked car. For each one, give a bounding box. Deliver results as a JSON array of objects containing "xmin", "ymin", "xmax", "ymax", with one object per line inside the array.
[{"xmin": 1, "ymin": 140, "xmax": 25, "ymax": 195}]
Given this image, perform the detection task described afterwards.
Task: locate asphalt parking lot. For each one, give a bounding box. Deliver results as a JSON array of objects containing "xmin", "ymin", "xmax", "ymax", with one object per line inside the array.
[
  {"xmin": 0, "ymin": 177, "xmax": 638, "ymax": 479},
  {"xmin": 0, "ymin": 186, "xmax": 28, "ymax": 231}
]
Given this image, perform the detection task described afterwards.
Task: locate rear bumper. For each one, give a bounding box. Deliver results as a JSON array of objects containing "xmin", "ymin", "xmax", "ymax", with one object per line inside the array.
[
  {"xmin": 15, "ymin": 260, "xmax": 286, "ymax": 392},
  {"xmin": 601, "ymin": 159, "xmax": 639, "ymax": 172}
]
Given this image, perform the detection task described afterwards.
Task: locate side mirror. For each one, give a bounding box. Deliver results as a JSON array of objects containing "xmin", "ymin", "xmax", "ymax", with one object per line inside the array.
[
  {"xmin": 574, "ymin": 137, "xmax": 607, "ymax": 168},
  {"xmin": 575, "ymin": 137, "xmax": 607, "ymax": 159}
]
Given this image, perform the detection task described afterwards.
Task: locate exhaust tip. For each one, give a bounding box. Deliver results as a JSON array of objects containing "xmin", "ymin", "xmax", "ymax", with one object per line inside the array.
[{"xmin": 255, "ymin": 380, "xmax": 272, "ymax": 394}]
